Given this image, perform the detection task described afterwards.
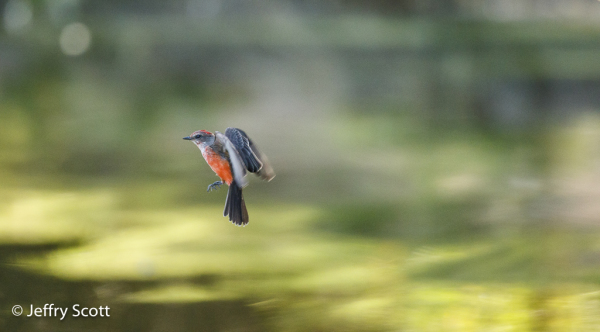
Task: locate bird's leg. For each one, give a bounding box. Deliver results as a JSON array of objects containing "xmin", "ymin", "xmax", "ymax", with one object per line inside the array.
[{"xmin": 207, "ymin": 181, "xmax": 223, "ymax": 192}]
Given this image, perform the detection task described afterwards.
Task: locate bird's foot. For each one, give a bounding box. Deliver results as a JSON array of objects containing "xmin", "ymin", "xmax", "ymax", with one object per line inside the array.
[{"xmin": 207, "ymin": 181, "xmax": 223, "ymax": 192}]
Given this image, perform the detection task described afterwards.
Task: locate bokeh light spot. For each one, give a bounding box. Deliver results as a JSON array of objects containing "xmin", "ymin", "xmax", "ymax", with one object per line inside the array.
[
  {"xmin": 3, "ymin": 0, "xmax": 33, "ymax": 34},
  {"xmin": 59, "ymin": 22, "xmax": 91, "ymax": 56}
]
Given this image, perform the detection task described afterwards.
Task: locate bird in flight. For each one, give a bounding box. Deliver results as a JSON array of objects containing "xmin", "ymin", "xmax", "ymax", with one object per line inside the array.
[{"xmin": 183, "ymin": 127, "xmax": 275, "ymax": 226}]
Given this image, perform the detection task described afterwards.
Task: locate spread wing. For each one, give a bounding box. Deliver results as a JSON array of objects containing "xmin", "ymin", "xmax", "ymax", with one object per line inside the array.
[
  {"xmin": 215, "ymin": 132, "xmax": 248, "ymax": 188},
  {"xmin": 225, "ymin": 127, "xmax": 275, "ymax": 181},
  {"xmin": 225, "ymin": 127, "xmax": 262, "ymax": 173}
]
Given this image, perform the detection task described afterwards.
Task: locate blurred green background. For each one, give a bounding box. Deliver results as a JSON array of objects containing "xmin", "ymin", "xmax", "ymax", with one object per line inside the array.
[{"xmin": 3, "ymin": 0, "xmax": 600, "ymax": 331}]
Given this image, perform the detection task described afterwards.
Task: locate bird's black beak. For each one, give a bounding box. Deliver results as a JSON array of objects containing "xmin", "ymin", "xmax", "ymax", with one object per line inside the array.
[{"xmin": 183, "ymin": 136, "xmax": 192, "ymax": 140}]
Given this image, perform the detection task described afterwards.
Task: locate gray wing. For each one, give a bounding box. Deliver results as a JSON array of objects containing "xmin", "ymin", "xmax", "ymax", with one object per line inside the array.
[
  {"xmin": 225, "ymin": 128, "xmax": 275, "ymax": 181},
  {"xmin": 225, "ymin": 127, "xmax": 262, "ymax": 173},
  {"xmin": 215, "ymin": 131, "xmax": 248, "ymax": 188}
]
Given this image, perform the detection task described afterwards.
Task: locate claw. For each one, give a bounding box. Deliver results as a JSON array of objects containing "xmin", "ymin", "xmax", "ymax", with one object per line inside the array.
[{"xmin": 207, "ymin": 181, "xmax": 223, "ymax": 192}]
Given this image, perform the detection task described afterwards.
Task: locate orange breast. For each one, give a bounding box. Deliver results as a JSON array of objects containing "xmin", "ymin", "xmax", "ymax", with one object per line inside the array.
[{"xmin": 202, "ymin": 148, "xmax": 233, "ymax": 185}]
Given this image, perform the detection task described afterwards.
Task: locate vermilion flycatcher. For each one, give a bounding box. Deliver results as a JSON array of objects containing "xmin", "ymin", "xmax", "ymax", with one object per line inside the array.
[{"xmin": 183, "ymin": 127, "xmax": 275, "ymax": 226}]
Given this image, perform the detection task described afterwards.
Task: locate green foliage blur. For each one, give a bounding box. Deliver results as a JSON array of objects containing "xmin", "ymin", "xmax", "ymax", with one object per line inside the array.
[{"xmin": 2, "ymin": 1, "xmax": 600, "ymax": 331}]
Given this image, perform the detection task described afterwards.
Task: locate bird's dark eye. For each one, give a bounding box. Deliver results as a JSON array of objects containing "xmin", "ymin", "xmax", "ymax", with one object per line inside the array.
[{"xmin": 194, "ymin": 134, "xmax": 201, "ymax": 139}]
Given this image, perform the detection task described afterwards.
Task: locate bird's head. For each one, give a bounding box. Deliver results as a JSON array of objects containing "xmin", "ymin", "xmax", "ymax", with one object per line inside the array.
[{"xmin": 183, "ymin": 130, "xmax": 215, "ymax": 146}]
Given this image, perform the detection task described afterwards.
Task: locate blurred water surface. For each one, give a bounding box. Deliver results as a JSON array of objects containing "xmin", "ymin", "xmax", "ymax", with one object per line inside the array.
[{"xmin": 3, "ymin": 1, "xmax": 600, "ymax": 331}]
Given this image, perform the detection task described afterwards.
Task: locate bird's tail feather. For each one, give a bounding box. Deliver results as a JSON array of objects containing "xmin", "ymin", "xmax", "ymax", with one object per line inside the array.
[{"xmin": 224, "ymin": 181, "xmax": 248, "ymax": 226}]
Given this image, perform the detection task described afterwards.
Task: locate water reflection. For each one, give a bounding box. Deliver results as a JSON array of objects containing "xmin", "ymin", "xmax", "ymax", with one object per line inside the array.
[{"xmin": 1, "ymin": 183, "xmax": 600, "ymax": 331}]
